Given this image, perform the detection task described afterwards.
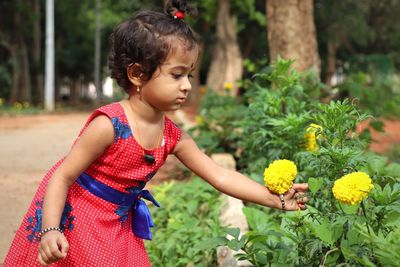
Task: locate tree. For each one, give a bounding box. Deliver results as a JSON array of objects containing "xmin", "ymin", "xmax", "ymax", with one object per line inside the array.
[
  {"xmin": 315, "ymin": 0, "xmax": 400, "ymax": 81},
  {"xmin": 94, "ymin": 0, "xmax": 102, "ymax": 102},
  {"xmin": 33, "ymin": 0, "xmax": 44, "ymax": 105},
  {"xmin": 206, "ymin": 0, "xmax": 243, "ymax": 95},
  {"xmin": 266, "ymin": 0, "xmax": 320, "ymax": 76},
  {"xmin": 314, "ymin": 0, "xmax": 372, "ymax": 84},
  {"xmin": 0, "ymin": 1, "xmax": 33, "ymax": 103}
]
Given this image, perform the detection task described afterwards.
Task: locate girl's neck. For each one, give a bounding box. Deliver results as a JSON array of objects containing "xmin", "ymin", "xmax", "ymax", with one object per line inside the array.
[{"xmin": 126, "ymin": 96, "xmax": 164, "ymax": 123}]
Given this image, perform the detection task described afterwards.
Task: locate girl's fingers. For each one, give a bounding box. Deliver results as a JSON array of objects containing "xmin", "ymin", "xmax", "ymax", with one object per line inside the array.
[
  {"xmin": 48, "ymin": 240, "xmax": 65, "ymax": 259},
  {"xmin": 294, "ymin": 192, "xmax": 309, "ymax": 204},
  {"xmin": 58, "ymin": 236, "xmax": 70, "ymax": 257},
  {"xmin": 285, "ymin": 188, "xmax": 296, "ymax": 199},
  {"xmin": 286, "ymin": 198, "xmax": 299, "ymax": 210},
  {"xmin": 296, "ymin": 197, "xmax": 309, "ymax": 204},
  {"xmin": 284, "ymin": 194, "xmax": 308, "ymax": 211},
  {"xmin": 38, "ymin": 251, "xmax": 49, "ymax": 266},
  {"xmin": 297, "ymin": 203, "xmax": 307, "ymax": 210},
  {"xmin": 43, "ymin": 245, "xmax": 57, "ymax": 263},
  {"xmin": 292, "ymin": 183, "xmax": 309, "ymax": 192}
]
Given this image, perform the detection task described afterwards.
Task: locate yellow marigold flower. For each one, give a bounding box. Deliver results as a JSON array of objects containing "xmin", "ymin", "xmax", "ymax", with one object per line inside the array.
[
  {"xmin": 195, "ymin": 115, "xmax": 204, "ymax": 126},
  {"xmin": 332, "ymin": 172, "xmax": 374, "ymax": 205},
  {"xmin": 23, "ymin": 101, "xmax": 30, "ymax": 108},
  {"xmin": 224, "ymin": 82, "xmax": 234, "ymax": 91},
  {"xmin": 13, "ymin": 102, "xmax": 23, "ymax": 111},
  {"xmin": 304, "ymin": 123, "xmax": 323, "ymax": 152},
  {"xmin": 264, "ymin": 159, "xmax": 297, "ymax": 194}
]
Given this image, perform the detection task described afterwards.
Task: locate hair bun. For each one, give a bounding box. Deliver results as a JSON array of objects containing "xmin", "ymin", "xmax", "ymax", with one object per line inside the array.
[{"xmin": 165, "ymin": 0, "xmax": 198, "ymax": 18}]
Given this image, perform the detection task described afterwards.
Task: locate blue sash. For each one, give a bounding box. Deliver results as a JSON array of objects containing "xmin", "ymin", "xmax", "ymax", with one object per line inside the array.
[{"xmin": 76, "ymin": 172, "xmax": 160, "ymax": 240}]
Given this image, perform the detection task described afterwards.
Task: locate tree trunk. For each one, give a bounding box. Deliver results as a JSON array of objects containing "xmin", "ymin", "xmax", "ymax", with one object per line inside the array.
[
  {"xmin": 20, "ymin": 43, "xmax": 32, "ymax": 102},
  {"xmin": 9, "ymin": 45, "xmax": 19, "ymax": 103},
  {"xmin": 266, "ymin": 0, "xmax": 320, "ymax": 76},
  {"xmin": 33, "ymin": 0, "xmax": 43, "ymax": 105},
  {"xmin": 206, "ymin": 0, "xmax": 242, "ymax": 95},
  {"xmin": 325, "ymin": 41, "xmax": 339, "ymax": 85},
  {"xmin": 94, "ymin": 0, "xmax": 102, "ymax": 104},
  {"xmin": 70, "ymin": 79, "xmax": 80, "ymax": 105},
  {"xmin": 9, "ymin": 3, "xmax": 32, "ymax": 104},
  {"xmin": 186, "ymin": 42, "xmax": 203, "ymax": 106}
]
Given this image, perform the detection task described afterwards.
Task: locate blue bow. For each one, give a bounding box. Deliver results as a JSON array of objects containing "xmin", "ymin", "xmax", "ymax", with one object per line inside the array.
[{"xmin": 77, "ymin": 173, "xmax": 159, "ymax": 240}]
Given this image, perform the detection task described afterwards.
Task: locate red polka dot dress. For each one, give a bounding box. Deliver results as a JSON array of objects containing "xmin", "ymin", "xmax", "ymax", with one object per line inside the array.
[{"xmin": 4, "ymin": 102, "xmax": 181, "ymax": 267}]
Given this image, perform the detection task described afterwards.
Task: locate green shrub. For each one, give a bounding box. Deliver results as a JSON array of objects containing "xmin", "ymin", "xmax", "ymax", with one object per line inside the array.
[
  {"xmin": 338, "ymin": 72, "xmax": 400, "ymax": 117},
  {"xmin": 189, "ymin": 90, "xmax": 246, "ymax": 156},
  {"xmin": 146, "ymin": 177, "xmax": 222, "ymax": 267},
  {"xmin": 200, "ymin": 59, "xmax": 400, "ymax": 266}
]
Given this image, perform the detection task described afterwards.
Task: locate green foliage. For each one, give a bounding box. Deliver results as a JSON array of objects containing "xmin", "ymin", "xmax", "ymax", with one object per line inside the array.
[
  {"xmin": 189, "ymin": 90, "xmax": 246, "ymax": 155},
  {"xmin": 238, "ymin": 59, "xmax": 320, "ymax": 173},
  {"xmin": 198, "ymin": 59, "xmax": 400, "ymax": 266},
  {"xmin": 0, "ymin": 65, "xmax": 11, "ymax": 99},
  {"xmin": 145, "ymin": 177, "xmax": 222, "ymax": 267},
  {"xmin": 384, "ymin": 144, "xmax": 400, "ymax": 164},
  {"xmin": 0, "ymin": 101, "xmax": 43, "ymax": 115},
  {"xmin": 338, "ymin": 72, "xmax": 400, "ymax": 117}
]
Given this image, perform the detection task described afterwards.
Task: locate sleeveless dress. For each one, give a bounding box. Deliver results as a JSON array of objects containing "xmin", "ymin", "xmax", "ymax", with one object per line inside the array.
[{"xmin": 4, "ymin": 102, "xmax": 181, "ymax": 267}]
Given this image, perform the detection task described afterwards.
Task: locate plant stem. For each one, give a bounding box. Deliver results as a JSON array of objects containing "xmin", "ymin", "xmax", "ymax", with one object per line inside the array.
[
  {"xmin": 338, "ymin": 202, "xmax": 346, "ymax": 214},
  {"xmin": 360, "ymin": 201, "xmax": 371, "ymax": 234},
  {"xmin": 320, "ymin": 247, "xmax": 339, "ymax": 266}
]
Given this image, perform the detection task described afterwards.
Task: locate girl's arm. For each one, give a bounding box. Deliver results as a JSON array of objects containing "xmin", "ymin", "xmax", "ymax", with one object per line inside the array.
[
  {"xmin": 173, "ymin": 132, "xmax": 308, "ymax": 210},
  {"xmin": 39, "ymin": 115, "xmax": 114, "ymax": 265}
]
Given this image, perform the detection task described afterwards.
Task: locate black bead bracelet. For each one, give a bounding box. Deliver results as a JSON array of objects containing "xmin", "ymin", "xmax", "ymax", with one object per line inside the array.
[
  {"xmin": 279, "ymin": 194, "xmax": 286, "ymax": 210},
  {"xmin": 39, "ymin": 227, "xmax": 63, "ymax": 238}
]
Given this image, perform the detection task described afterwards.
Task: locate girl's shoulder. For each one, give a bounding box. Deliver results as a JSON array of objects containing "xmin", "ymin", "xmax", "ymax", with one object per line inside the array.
[
  {"xmin": 76, "ymin": 102, "xmax": 125, "ymax": 138},
  {"xmin": 84, "ymin": 102, "xmax": 129, "ymax": 126},
  {"xmin": 95, "ymin": 102, "xmax": 125, "ymax": 118},
  {"xmin": 163, "ymin": 115, "xmax": 182, "ymax": 150}
]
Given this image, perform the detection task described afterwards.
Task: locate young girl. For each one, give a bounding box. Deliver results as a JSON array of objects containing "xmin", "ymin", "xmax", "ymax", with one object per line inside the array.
[{"xmin": 4, "ymin": 1, "xmax": 308, "ymax": 266}]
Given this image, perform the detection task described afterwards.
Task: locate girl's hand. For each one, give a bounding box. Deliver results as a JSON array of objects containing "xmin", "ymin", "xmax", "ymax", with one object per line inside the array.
[
  {"xmin": 283, "ymin": 183, "xmax": 309, "ymax": 211},
  {"xmin": 38, "ymin": 231, "xmax": 69, "ymax": 266}
]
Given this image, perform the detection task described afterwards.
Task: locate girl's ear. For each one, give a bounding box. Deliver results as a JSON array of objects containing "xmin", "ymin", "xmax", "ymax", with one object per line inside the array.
[{"xmin": 127, "ymin": 63, "xmax": 144, "ymax": 87}]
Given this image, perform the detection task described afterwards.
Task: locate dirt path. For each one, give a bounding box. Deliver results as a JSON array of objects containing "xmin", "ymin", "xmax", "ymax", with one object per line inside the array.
[{"xmin": 0, "ymin": 112, "xmax": 186, "ymax": 264}]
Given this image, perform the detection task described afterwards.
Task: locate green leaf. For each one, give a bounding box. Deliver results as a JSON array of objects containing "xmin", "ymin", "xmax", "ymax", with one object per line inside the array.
[
  {"xmin": 227, "ymin": 238, "xmax": 243, "ymax": 251},
  {"xmin": 339, "ymin": 203, "xmax": 359, "ymax": 214},
  {"xmin": 226, "ymin": 227, "xmax": 240, "ymax": 240},
  {"xmin": 194, "ymin": 236, "xmax": 229, "ymax": 250},
  {"xmin": 308, "ymin": 177, "xmax": 323, "ymax": 193},
  {"xmin": 314, "ymin": 220, "xmax": 343, "ymax": 246}
]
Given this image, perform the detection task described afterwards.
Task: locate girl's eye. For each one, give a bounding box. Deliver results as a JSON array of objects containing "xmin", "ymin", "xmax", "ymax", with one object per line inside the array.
[
  {"xmin": 172, "ymin": 74, "xmax": 183, "ymax": 80},
  {"xmin": 172, "ymin": 73, "xmax": 194, "ymax": 80}
]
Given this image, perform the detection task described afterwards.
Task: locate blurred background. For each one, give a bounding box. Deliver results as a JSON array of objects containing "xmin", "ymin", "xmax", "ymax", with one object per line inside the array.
[
  {"xmin": 0, "ymin": 0, "xmax": 400, "ymax": 117},
  {"xmin": 2, "ymin": 1, "xmax": 400, "ymax": 265}
]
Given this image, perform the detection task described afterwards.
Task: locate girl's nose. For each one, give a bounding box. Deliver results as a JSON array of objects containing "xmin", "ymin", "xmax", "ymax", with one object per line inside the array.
[{"xmin": 181, "ymin": 76, "xmax": 192, "ymax": 92}]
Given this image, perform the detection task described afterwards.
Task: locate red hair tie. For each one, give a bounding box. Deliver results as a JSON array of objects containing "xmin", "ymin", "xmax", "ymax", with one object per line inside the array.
[{"xmin": 174, "ymin": 11, "xmax": 185, "ymax": 19}]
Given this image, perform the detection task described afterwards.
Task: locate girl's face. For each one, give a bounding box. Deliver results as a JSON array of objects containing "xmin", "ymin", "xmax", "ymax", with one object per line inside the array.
[{"xmin": 139, "ymin": 44, "xmax": 198, "ymax": 112}]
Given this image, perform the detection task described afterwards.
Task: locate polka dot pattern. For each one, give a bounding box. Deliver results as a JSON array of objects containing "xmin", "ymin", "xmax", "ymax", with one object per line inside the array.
[{"xmin": 4, "ymin": 103, "xmax": 182, "ymax": 266}]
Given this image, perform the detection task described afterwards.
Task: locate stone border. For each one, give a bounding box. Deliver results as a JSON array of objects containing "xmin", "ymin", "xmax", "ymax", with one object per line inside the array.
[{"xmin": 211, "ymin": 154, "xmax": 253, "ymax": 267}]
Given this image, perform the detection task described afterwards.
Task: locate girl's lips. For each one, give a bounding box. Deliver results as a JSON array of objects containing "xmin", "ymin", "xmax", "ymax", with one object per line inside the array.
[{"xmin": 176, "ymin": 97, "xmax": 186, "ymax": 104}]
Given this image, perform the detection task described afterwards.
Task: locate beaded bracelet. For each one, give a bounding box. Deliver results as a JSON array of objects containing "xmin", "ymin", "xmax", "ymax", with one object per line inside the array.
[
  {"xmin": 39, "ymin": 227, "xmax": 63, "ymax": 238},
  {"xmin": 279, "ymin": 194, "xmax": 286, "ymax": 210}
]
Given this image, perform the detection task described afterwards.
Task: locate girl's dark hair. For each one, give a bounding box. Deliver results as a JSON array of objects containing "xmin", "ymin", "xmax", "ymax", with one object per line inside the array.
[{"xmin": 109, "ymin": 0, "xmax": 199, "ymax": 93}]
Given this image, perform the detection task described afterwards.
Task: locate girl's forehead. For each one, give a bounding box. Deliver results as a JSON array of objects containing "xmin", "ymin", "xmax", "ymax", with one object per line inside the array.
[{"xmin": 163, "ymin": 44, "xmax": 199, "ymax": 68}]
